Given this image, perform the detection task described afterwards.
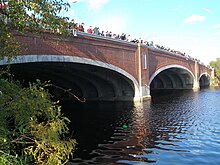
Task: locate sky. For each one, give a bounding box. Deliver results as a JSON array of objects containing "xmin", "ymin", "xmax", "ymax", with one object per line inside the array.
[{"xmin": 63, "ymin": 0, "xmax": 220, "ymax": 65}]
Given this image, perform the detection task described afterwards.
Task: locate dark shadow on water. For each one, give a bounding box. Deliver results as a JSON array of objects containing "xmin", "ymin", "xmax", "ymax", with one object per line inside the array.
[
  {"xmin": 60, "ymin": 90, "xmax": 193, "ymax": 163},
  {"xmin": 60, "ymin": 88, "xmax": 219, "ymax": 164},
  {"xmin": 150, "ymin": 89, "xmax": 193, "ymax": 103},
  {"xmin": 60, "ymin": 100, "xmax": 134, "ymax": 161}
]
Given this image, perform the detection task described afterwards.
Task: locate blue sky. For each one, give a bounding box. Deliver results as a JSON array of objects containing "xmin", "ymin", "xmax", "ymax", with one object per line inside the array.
[{"xmin": 63, "ymin": 0, "xmax": 220, "ymax": 64}]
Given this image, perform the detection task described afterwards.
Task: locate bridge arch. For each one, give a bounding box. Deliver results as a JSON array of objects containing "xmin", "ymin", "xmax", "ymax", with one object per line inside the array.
[
  {"xmin": 0, "ymin": 55, "xmax": 141, "ymax": 101},
  {"xmin": 199, "ymin": 72, "xmax": 211, "ymax": 88},
  {"xmin": 149, "ymin": 64, "xmax": 195, "ymax": 90}
]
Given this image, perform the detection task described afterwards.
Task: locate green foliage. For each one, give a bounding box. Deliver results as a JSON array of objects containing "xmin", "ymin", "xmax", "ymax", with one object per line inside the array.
[
  {"xmin": 0, "ymin": 1, "xmax": 77, "ymax": 164},
  {"xmin": 0, "ymin": 0, "xmax": 70, "ymax": 60},
  {"xmin": 0, "ymin": 21, "xmax": 21, "ymax": 60},
  {"xmin": 210, "ymin": 58, "xmax": 220, "ymax": 80},
  {"xmin": 3, "ymin": 0, "xmax": 70, "ymax": 33},
  {"xmin": 0, "ymin": 78, "xmax": 76, "ymax": 164}
]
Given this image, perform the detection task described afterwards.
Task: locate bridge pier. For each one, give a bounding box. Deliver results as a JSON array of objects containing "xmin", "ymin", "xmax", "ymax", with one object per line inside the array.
[
  {"xmin": 133, "ymin": 85, "xmax": 151, "ymax": 102},
  {"xmin": 192, "ymin": 60, "xmax": 199, "ymax": 91},
  {"xmin": 193, "ymin": 80, "xmax": 200, "ymax": 91},
  {"xmin": 134, "ymin": 44, "xmax": 152, "ymax": 102},
  {"xmin": 141, "ymin": 85, "xmax": 151, "ymax": 101}
]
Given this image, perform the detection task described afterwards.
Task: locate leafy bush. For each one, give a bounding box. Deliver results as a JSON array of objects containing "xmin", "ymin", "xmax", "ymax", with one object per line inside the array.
[{"xmin": 0, "ymin": 78, "xmax": 76, "ymax": 164}]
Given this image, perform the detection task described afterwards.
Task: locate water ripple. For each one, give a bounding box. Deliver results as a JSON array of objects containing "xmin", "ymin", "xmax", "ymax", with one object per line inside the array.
[{"xmin": 66, "ymin": 89, "xmax": 220, "ymax": 164}]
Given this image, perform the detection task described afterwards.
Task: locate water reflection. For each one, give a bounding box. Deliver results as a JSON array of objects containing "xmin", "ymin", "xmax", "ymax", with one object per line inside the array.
[{"xmin": 62, "ymin": 89, "xmax": 220, "ymax": 165}]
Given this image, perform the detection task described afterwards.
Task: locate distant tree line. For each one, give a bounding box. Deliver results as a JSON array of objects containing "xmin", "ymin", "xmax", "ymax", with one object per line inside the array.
[{"xmin": 210, "ymin": 58, "xmax": 220, "ymax": 85}]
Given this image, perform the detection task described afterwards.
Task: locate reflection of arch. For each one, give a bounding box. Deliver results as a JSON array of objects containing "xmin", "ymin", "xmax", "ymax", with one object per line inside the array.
[
  {"xmin": 149, "ymin": 64, "xmax": 195, "ymax": 87},
  {"xmin": 0, "ymin": 55, "xmax": 140, "ymax": 100}
]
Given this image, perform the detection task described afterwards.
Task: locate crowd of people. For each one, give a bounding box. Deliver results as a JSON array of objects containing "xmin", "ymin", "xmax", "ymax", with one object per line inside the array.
[
  {"xmin": 69, "ymin": 19, "xmax": 131, "ymax": 41},
  {"xmin": 69, "ymin": 19, "xmax": 209, "ymax": 67}
]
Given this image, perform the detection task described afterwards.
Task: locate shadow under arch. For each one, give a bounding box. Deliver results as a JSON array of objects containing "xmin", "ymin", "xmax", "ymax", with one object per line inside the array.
[
  {"xmin": 199, "ymin": 72, "xmax": 211, "ymax": 89},
  {"xmin": 149, "ymin": 64, "xmax": 195, "ymax": 98},
  {"xmin": 0, "ymin": 55, "xmax": 141, "ymax": 101}
]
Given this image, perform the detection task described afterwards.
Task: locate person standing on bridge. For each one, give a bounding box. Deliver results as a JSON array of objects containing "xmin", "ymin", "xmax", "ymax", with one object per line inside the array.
[
  {"xmin": 69, "ymin": 19, "xmax": 77, "ymax": 36},
  {"xmin": 78, "ymin": 22, "xmax": 85, "ymax": 32},
  {"xmin": 93, "ymin": 26, "xmax": 100, "ymax": 35},
  {"xmin": 87, "ymin": 26, "xmax": 93, "ymax": 34}
]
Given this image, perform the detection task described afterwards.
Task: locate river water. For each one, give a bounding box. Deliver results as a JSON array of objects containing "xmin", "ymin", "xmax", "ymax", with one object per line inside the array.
[{"xmin": 62, "ymin": 88, "xmax": 220, "ymax": 165}]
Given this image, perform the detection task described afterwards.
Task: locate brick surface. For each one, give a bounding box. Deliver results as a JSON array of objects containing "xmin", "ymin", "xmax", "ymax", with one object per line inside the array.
[{"xmin": 14, "ymin": 32, "xmax": 213, "ymax": 85}]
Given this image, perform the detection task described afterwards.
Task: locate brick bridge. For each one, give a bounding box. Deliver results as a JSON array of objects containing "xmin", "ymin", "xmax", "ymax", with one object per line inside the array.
[{"xmin": 0, "ymin": 31, "xmax": 214, "ymax": 101}]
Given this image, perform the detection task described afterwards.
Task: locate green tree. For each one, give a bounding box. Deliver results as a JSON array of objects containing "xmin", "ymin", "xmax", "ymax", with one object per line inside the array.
[
  {"xmin": 0, "ymin": 0, "xmax": 70, "ymax": 60},
  {"xmin": 0, "ymin": 0, "xmax": 77, "ymax": 164},
  {"xmin": 0, "ymin": 79, "xmax": 76, "ymax": 164},
  {"xmin": 210, "ymin": 58, "xmax": 220, "ymax": 80}
]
